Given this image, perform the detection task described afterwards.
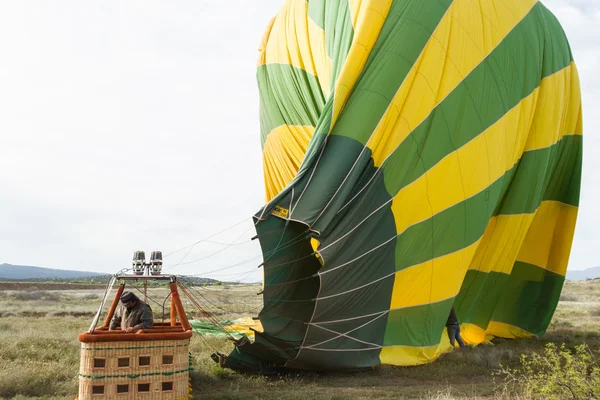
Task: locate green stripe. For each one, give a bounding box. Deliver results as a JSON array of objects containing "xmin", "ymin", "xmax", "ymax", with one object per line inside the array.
[
  {"xmin": 394, "ymin": 166, "xmax": 506, "ymax": 271},
  {"xmin": 307, "ymin": 0, "xmax": 354, "ymax": 89},
  {"xmin": 499, "ymin": 135, "xmax": 582, "ymax": 214},
  {"xmin": 394, "ymin": 134, "xmax": 581, "ymax": 272},
  {"xmin": 78, "ymin": 368, "xmax": 192, "ymax": 380},
  {"xmin": 258, "ymin": 216, "xmax": 320, "ymax": 346},
  {"xmin": 456, "ymin": 262, "xmax": 564, "ymax": 336},
  {"xmin": 384, "ymin": 262, "xmax": 564, "ymax": 347},
  {"xmin": 258, "ymin": 64, "xmax": 326, "ymax": 147},
  {"xmin": 82, "ymin": 343, "xmax": 189, "ymax": 351},
  {"xmin": 307, "ymin": 0, "xmax": 327, "ymax": 30},
  {"xmin": 383, "ymin": 3, "xmax": 573, "ymax": 196},
  {"xmin": 331, "ymin": 0, "xmax": 453, "ymax": 143},
  {"xmin": 384, "ymin": 298, "xmax": 455, "ymax": 347}
]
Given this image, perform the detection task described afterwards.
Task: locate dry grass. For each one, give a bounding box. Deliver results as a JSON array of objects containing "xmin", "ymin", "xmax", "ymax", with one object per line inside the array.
[{"xmin": 0, "ymin": 279, "xmax": 598, "ymax": 399}]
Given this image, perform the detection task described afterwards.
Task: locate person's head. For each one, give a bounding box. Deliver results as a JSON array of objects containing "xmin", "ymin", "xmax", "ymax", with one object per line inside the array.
[{"xmin": 120, "ymin": 291, "xmax": 138, "ymax": 309}]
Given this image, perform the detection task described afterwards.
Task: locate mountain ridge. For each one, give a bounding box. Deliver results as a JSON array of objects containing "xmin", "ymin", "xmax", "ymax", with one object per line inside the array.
[
  {"xmin": 0, "ymin": 263, "xmax": 105, "ymax": 280},
  {"xmin": 0, "ymin": 263, "xmax": 223, "ymax": 285},
  {"xmin": 566, "ymin": 266, "xmax": 600, "ymax": 281}
]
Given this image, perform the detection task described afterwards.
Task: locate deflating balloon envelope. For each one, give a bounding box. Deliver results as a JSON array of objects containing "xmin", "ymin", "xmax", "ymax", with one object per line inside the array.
[{"xmin": 226, "ymin": 0, "xmax": 583, "ymax": 372}]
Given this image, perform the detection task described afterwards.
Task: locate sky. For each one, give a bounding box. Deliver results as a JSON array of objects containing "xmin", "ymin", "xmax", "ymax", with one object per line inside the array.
[{"xmin": 0, "ymin": 1, "xmax": 597, "ymax": 282}]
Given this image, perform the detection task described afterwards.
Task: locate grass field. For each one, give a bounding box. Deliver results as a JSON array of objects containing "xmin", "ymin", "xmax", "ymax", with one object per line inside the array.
[{"xmin": 0, "ymin": 279, "xmax": 598, "ymax": 399}]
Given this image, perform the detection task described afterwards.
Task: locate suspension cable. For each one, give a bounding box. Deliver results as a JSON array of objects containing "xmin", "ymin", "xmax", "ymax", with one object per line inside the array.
[{"xmin": 163, "ymin": 218, "xmax": 251, "ymax": 258}]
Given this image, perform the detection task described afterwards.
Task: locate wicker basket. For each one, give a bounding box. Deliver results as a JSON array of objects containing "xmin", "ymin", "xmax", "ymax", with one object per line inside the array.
[{"xmin": 78, "ymin": 339, "xmax": 191, "ymax": 400}]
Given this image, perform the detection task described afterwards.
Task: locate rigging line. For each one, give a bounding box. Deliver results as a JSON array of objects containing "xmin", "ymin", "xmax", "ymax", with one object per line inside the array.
[
  {"xmin": 201, "ymin": 239, "xmax": 254, "ymax": 246},
  {"xmin": 191, "ymin": 329, "xmax": 221, "ymax": 353},
  {"xmin": 171, "ymin": 228, "xmax": 308, "ymax": 271},
  {"xmin": 129, "ymin": 285, "xmax": 170, "ymax": 309},
  {"xmin": 178, "ymin": 281, "xmax": 241, "ymax": 341},
  {"xmin": 173, "ymin": 252, "xmax": 260, "ymax": 270},
  {"xmin": 304, "ymin": 323, "xmax": 382, "ymax": 350},
  {"xmin": 163, "ymin": 226, "xmax": 255, "ymax": 272},
  {"xmin": 290, "ymin": 136, "xmax": 329, "ymax": 217},
  {"xmin": 182, "ymin": 255, "xmax": 262, "ymax": 277},
  {"xmin": 161, "ymin": 292, "xmax": 172, "ymax": 324},
  {"xmin": 168, "ymin": 225, "xmax": 287, "ymax": 263},
  {"xmin": 179, "ymin": 287, "xmax": 223, "ymax": 330},
  {"xmin": 198, "ymin": 268, "xmax": 261, "ymax": 277},
  {"xmin": 302, "ymin": 312, "xmax": 389, "ymax": 350},
  {"xmin": 182, "ymin": 230, "xmax": 310, "ymax": 276},
  {"xmin": 196, "ymin": 225, "xmax": 291, "ymax": 247},
  {"xmin": 89, "ymin": 275, "xmax": 117, "ymax": 333},
  {"xmin": 178, "ymin": 276, "xmax": 232, "ymax": 314},
  {"xmin": 178, "ymin": 281, "xmax": 224, "ymax": 322},
  {"xmin": 182, "ymin": 279, "xmax": 262, "ymax": 315},
  {"xmin": 163, "ymin": 218, "xmax": 251, "ymax": 258},
  {"xmin": 201, "ymin": 240, "xmax": 315, "ymax": 280},
  {"xmin": 230, "ymin": 269, "xmax": 257, "ymax": 284}
]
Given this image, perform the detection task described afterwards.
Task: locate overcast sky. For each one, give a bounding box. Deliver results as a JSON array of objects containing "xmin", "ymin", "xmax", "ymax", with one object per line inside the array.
[{"xmin": 0, "ymin": 0, "xmax": 597, "ymax": 282}]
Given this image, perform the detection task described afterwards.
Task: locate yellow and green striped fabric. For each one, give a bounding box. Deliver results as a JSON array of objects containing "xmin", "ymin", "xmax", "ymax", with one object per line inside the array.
[{"xmin": 228, "ymin": 0, "xmax": 583, "ymax": 372}]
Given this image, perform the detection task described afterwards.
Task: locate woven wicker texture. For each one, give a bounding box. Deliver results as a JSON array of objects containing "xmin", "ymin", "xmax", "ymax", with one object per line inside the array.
[{"xmin": 78, "ymin": 339, "xmax": 190, "ymax": 400}]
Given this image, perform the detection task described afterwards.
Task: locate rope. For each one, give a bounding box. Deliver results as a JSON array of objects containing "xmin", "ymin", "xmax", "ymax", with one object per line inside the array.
[
  {"xmin": 161, "ymin": 292, "xmax": 172, "ymax": 323},
  {"xmin": 88, "ymin": 276, "xmax": 116, "ymax": 333},
  {"xmin": 127, "ymin": 285, "xmax": 171, "ymax": 324},
  {"xmin": 182, "ymin": 230, "xmax": 310, "ymax": 277},
  {"xmin": 178, "ymin": 282, "xmax": 228, "ymax": 328},
  {"xmin": 178, "ymin": 276, "xmax": 231, "ymax": 314},
  {"xmin": 129, "ymin": 285, "xmax": 168, "ymax": 309},
  {"xmin": 163, "ymin": 218, "xmax": 251, "ymax": 258},
  {"xmin": 177, "ymin": 281, "xmax": 239, "ymax": 342},
  {"xmin": 163, "ymin": 226, "xmax": 255, "ymax": 272}
]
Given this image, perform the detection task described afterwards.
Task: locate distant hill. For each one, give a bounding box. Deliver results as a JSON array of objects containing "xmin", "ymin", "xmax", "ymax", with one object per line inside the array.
[
  {"xmin": 0, "ymin": 263, "xmax": 230, "ymax": 285},
  {"xmin": 566, "ymin": 266, "xmax": 600, "ymax": 281},
  {"xmin": 0, "ymin": 263, "xmax": 105, "ymax": 280}
]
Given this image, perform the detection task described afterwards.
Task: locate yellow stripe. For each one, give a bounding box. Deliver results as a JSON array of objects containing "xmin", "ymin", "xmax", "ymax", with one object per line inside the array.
[
  {"xmin": 379, "ymin": 329, "xmax": 453, "ymax": 366},
  {"xmin": 310, "ymin": 237, "xmax": 320, "ymax": 252},
  {"xmin": 487, "ymin": 321, "xmax": 533, "ymax": 339},
  {"xmin": 524, "ymin": 63, "xmax": 582, "ymax": 151},
  {"xmin": 516, "ymin": 201, "xmax": 578, "ymax": 276},
  {"xmin": 469, "ymin": 201, "xmax": 578, "ymax": 278},
  {"xmin": 469, "ymin": 213, "xmax": 536, "ymax": 274},
  {"xmin": 258, "ymin": 16, "xmax": 276, "ymax": 54},
  {"xmin": 459, "ymin": 323, "xmax": 493, "ymax": 345},
  {"xmin": 331, "ymin": 0, "xmax": 394, "ymax": 127},
  {"xmin": 348, "ymin": 0, "xmax": 364, "ymax": 27},
  {"xmin": 460, "ymin": 322, "xmax": 532, "ymax": 345},
  {"xmin": 390, "ymin": 63, "xmax": 578, "ymax": 237},
  {"xmin": 224, "ymin": 317, "xmax": 264, "ymax": 339},
  {"xmin": 390, "ymin": 240, "xmax": 481, "ymax": 310},
  {"xmin": 367, "ymin": 0, "xmax": 538, "ymax": 167},
  {"xmin": 263, "ymin": 125, "xmax": 315, "ymax": 201},
  {"xmin": 258, "ymin": 0, "xmax": 331, "ymax": 96}
]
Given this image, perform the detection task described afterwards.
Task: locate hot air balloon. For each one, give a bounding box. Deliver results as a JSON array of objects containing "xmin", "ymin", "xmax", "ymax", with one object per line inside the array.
[{"xmin": 225, "ymin": 0, "xmax": 583, "ymax": 372}]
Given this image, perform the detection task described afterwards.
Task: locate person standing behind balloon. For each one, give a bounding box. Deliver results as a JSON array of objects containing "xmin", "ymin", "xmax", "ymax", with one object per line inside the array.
[{"xmin": 446, "ymin": 307, "xmax": 465, "ymax": 348}]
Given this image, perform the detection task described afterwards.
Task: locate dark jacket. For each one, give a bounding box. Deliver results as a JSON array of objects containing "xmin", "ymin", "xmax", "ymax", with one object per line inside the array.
[
  {"xmin": 110, "ymin": 300, "xmax": 154, "ymax": 330},
  {"xmin": 446, "ymin": 307, "xmax": 458, "ymax": 326}
]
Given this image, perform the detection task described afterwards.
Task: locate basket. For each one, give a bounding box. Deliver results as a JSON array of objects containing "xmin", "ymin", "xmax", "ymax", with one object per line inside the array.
[{"xmin": 78, "ymin": 338, "xmax": 191, "ymax": 400}]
